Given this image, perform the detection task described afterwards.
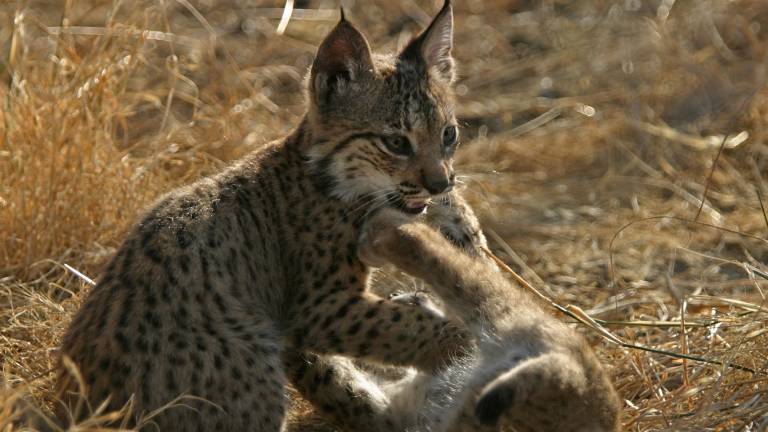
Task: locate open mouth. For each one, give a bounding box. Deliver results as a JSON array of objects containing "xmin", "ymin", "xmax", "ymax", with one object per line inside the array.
[{"xmin": 391, "ymin": 195, "xmax": 431, "ymax": 215}]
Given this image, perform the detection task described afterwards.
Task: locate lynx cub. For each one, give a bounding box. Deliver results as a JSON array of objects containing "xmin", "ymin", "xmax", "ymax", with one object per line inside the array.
[
  {"xmin": 58, "ymin": 2, "xmax": 471, "ymax": 431},
  {"xmin": 355, "ymin": 203, "xmax": 622, "ymax": 432}
]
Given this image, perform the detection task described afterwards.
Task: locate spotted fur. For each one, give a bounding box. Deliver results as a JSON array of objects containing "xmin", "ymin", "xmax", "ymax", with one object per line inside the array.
[{"xmin": 289, "ymin": 194, "xmax": 621, "ymax": 432}]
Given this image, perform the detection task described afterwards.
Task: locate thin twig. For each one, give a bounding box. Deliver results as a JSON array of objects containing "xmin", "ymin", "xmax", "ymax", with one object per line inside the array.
[
  {"xmin": 483, "ymin": 247, "xmax": 757, "ymax": 374},
  {"xmin": 609, "ymin": 215, "xmax": 768, "ymax": 291},
  {"xmin": 694, "ymin": 133, "xmax": 729, "ymax": 221},
  {"xmin": 276, "ymin": 0, "xmax": 295, "ymax": 35},
  {"xmin": 757, "ymin": 186, "xmax": 768, "ymax": 234}
]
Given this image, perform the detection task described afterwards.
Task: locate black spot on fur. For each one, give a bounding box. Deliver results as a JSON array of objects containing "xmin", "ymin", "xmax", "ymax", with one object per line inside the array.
[
  {"xmin": 178, "ymin": 254, "xmax": 191, "ymax": 273},
  {"xmin": 176, "ymin": 228, "xmax": 193, "ymax": 249},
  {"xmin": 347, "ymin": 321, "xmax": 362, "ymax": 335},
  {"xmin": 114, "ymin": 331, "xmax": 130, "ymax": 352}
]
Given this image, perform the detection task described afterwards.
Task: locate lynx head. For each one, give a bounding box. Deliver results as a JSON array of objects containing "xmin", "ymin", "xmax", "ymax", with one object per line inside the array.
[{"xmin": 304, "ymin": 1, "xmax": 458, "ymax": 215}]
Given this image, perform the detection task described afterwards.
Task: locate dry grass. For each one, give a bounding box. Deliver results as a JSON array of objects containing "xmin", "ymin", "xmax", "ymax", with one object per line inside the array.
[{"xmin": 2, "ymin": 0, "xmax": 768, "ymax": 430}]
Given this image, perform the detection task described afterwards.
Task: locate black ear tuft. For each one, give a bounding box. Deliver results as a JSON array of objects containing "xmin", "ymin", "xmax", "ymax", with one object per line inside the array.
[
  {"xmin": 399, "ymin": 0, "xmax": 454, "ymax": 81},
  {"xmin": 475, "ymin": 385, "xmax": 514, "ymax": 426},
  {"xmin": 310, "ymin": 14, "xmax": 373, "ymax": 106}
]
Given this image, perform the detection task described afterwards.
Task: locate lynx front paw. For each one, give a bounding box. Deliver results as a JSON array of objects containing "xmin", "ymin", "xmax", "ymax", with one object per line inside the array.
[
  {"xmin": 357, "ymin": 233, "xmax": 386, "ymax": 268},
  {"xmin": 358, "ymin": 208, "xmax": 410, "ymax": 267},
  {"xmin": 426, "ymin": 193, "xmax": 487, "ymax": 257}
]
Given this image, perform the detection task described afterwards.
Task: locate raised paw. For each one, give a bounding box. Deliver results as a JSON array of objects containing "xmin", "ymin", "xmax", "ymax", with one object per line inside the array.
[
  {"xmin": 425, "ymin": 191, "xmax": 487, "ymax": 257},
  {"xmin": 358, "ymin": 207, "xmax": 411, "ymax": 267}
]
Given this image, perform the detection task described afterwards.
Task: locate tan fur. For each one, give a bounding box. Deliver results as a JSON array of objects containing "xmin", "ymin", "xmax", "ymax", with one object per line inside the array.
[{"xmin": 357, "ymin": 203, "xmax": 622, "ymax": 432}]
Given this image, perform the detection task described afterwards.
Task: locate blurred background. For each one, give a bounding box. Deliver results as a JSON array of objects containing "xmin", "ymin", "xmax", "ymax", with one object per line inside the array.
[{"xmin": 2, "ymin": 0, "xmax": 768, "ymax": 430}]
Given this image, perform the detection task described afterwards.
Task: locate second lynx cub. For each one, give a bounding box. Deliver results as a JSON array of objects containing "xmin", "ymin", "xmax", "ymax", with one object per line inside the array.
[{"xmin": 356, "ymin": 202, "xmax": 621, "ymax": 431}]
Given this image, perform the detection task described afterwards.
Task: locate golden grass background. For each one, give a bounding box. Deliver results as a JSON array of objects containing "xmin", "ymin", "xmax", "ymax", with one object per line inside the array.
[{"xmin": 2, "ymin": 0, "xmax": 768, "ymax": 430}]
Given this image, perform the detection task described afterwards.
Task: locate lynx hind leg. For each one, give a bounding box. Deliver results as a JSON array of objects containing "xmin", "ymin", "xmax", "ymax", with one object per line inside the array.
[
  {"xmin": 425, "ymin": 191, "xmax": 488, "ymax": 257},
  {"xmin": 473, "ymin": 353, "xmax": 621, "ymax": 432}
]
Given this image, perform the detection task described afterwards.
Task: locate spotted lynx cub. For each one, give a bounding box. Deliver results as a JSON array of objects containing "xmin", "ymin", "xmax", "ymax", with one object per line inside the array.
[
  {"xmin": 58, "ymin": 3, "xmax": 470, "ymax": 431},
  {"xmin": 56, "ymin": 2, "xmax": 620, "ymax": 431}
]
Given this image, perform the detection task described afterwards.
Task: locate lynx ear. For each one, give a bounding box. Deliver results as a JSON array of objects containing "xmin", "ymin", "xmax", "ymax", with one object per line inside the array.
[
  {"xmin": 400, "ymin": 0, "xmax": 454, "ymax": 82},
  {"xmin": 475, "ymin": 379, "xmax": 514, "ymax": 426},
  {"xmin": 310, "ymin": 12, "xmax": 374, "ymax": 106}
]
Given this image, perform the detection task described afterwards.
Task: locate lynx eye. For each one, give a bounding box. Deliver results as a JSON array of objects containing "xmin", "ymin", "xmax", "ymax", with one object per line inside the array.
[
  {"xmin": 382, "ymin": 135, "xmax": 413, "ymax": 157},
  {"xmin": 442, "ymin": 125, "xmax": 458, "ymax": 148}
]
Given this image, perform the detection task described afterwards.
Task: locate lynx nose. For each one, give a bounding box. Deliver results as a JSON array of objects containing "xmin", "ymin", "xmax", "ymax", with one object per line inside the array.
[
  {"xmin": 422, "ymin": 171, "xmax": 455, "ymax": 195},
  {"xmin": 424, "ymin": 178, "xmax": 450, "ymax": 195}
]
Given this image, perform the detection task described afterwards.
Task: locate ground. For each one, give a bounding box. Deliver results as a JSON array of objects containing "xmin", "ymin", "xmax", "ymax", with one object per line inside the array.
[{"xmin": 2, "ymin": 0, "xmax": 768, "ymax": 430}]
